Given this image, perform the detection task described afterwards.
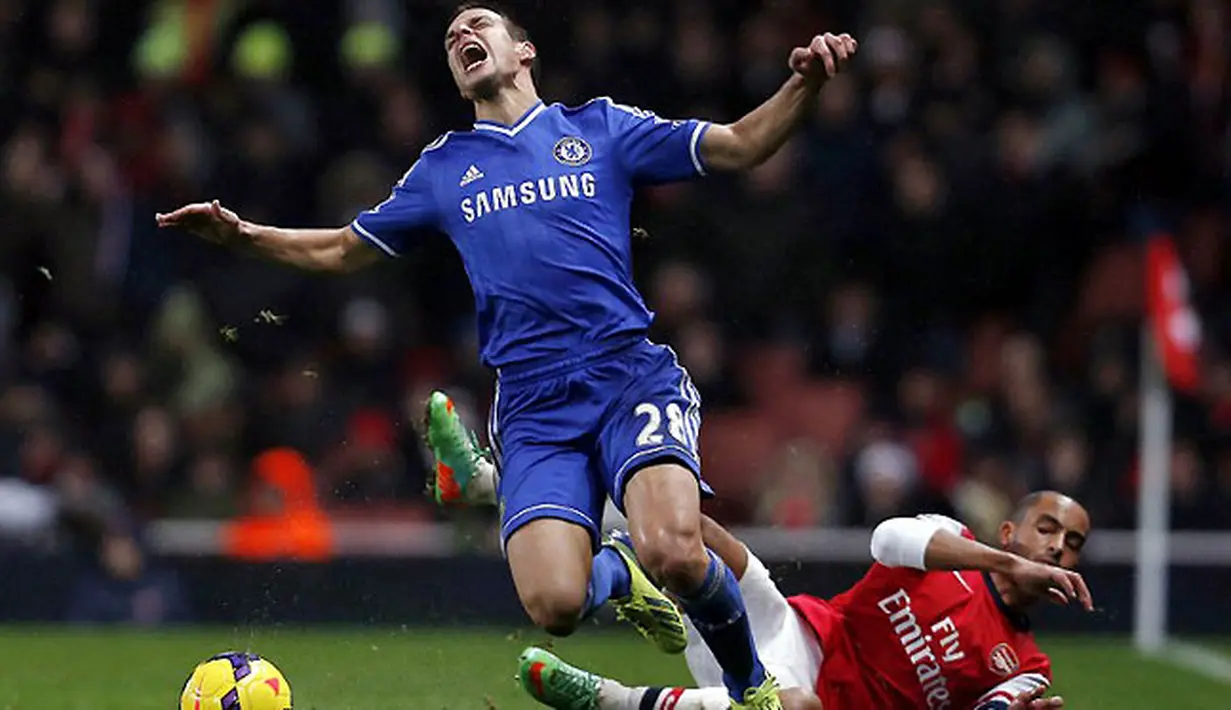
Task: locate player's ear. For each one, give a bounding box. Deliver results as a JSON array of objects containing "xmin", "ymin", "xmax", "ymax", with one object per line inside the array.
[
  {"xmin": 998, "ymin": 520, "xmax": 1014, "ymax": 548},
  {"xmin": 518, "ymin": 41, "xmax": 536, "ymax": 66}
]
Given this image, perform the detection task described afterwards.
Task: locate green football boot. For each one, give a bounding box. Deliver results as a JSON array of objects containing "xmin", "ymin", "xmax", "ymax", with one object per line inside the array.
[
  {"xmin": 732, "ymin": 675, "xmax": 784, "ymax": 710},
  {"xmin": 606, "ymin": 530, "xmax": 688, "ymax": 655},
  {"xmin": 518, "ymin": 647, "xmax": 601, "ymax": 710},
  {"xmin": 423, "ymin": 390, "xmax": 491, "ymax": 505}
]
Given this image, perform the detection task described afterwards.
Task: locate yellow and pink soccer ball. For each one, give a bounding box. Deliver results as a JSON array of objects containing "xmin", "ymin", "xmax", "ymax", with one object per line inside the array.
[{"xmin": 180, "ymin": 652, "xmax": 292, "ymax": 710}]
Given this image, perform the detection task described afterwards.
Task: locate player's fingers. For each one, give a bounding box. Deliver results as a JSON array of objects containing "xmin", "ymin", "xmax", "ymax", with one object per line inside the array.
[
  {"xmin": 156, "ymin": 203, "xmax": 207, "ymax": 223},
  {"xmin": 211, "ymin": 199, "xmax": 241, "ymax": 227},
  {"xmin": 1047, "ymin": 588, "xmax": 1069, "ymax": 606},
  {"xmin": 826, "ymin": 33, "xmax": 849, "ymax": 64},
  {"xmin": 842, "ymin": 34, "xmax": 859, "ymax": 56},
  {"xmin": 810, "ymin": 35, "xmax": 836, "ymax": 77},
  {"xmin": 179, "ymin": 201, "xmax": 214, "ymax": 214},
  {"xmin": 157, "ymin": 212, "xmax": 200, "ymax": 228},
  {"xmin": 1052, "ymin": 571, "xmax": 1077, "ymax": 602},
  {"xmin": 1008, "ymin": 685, "xmax": 1047, "ymax": 710},
  {"xmin": 1070, "ymin": 572, "xmax": 1094, "ymax": 611},
  {"xmin": 789, "ymin": 47, "xmax": 812, "ymax": 74}
]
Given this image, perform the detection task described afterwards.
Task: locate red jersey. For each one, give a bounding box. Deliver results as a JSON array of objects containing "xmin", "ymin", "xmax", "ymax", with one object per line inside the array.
[{"xmin": 788, "ymin": 526, "xmax": 1050, "ymax": 710}]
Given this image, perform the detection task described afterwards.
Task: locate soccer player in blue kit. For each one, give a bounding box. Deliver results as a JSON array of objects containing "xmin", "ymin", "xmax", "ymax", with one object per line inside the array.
[{"xmin": 156, "ymin": 4, "xmax": 856, "ymax": 708}]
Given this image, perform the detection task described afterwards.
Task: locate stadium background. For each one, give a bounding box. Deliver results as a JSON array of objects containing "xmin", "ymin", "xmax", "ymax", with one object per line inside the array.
[{"xmin": 1, "ymin": 0, "xmax": 1230, "ymax": 708}]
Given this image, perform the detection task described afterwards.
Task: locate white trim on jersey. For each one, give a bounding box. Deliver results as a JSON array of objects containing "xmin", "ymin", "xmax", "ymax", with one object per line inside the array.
[
  {"xmin": 487, "ymin": 378, "xmax": 503, "ymax": 468},
  {"xmin": 973, "ymin": 672, "xmax": 1050, "ymax": 709},
  {"xmin": 593, "ymin": 96, "xmax": 652, "ymax": 119},
  {"xmin": 473, "ymin": 102, "xmax": 547, "ymax": 137},
  {"xmin": 614, "ymin": 443, "xmax": 699, "ymax": 485},
  {"xmin": 501, "ymin": 503, "xmax": 597, "ymax": 536},
  {"xmin": 664, "ymin": 342, "xmax": 704, "ymax": 457},
  {"xmin": 688, "ymin": 121, "xmax": 709, "ymax": 176},
  {"xmin": 353, "ymin": 131, "xmax": 453, "ymax": 259},
  {"xmin": 350, "ymin": 220, "xmax": 398, "ymax": 257},
  {"xmin": 595, "ymin": 96, "xmax": 710, "ymax": 176},
  {"xmin": 423, "ymin": 132, "xmax": 453, "ymax": 152}
]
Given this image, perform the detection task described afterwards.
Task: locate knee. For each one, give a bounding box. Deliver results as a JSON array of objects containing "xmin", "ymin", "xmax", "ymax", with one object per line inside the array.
[
  {"xmin": 521, "ymin": 583, "xmax": 586, "ymax": 636},
  {"xmin": 636, "ymin": 525, "xmax": 708, "ymax": 592},
  {"xmin": 779, "ymin": 688, "xmax": 824, "ymax": 710}
]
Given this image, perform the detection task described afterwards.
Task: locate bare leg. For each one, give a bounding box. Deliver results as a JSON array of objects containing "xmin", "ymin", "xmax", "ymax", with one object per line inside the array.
[
  {"xmin": 623, "ymin": 463, "xmax": 769, "ymax": 700},
  {"xmin": 505, "ymin": 518, "xmax": 592, "ymax": 635},
  {"xmin": 624, "ymin": 464, "xmax": 708, "ymax": 591}
]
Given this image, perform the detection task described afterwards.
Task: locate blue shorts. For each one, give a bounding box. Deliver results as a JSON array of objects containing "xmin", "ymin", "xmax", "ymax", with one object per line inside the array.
[{"xmin": 489, "ymin": 339, "xmax": 712, "ymax": 550}]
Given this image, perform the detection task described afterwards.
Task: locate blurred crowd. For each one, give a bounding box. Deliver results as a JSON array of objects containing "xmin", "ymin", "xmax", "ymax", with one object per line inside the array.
[{"xmin": 2, "ymin": 0, "xmax": 1230, "ymax": 581}]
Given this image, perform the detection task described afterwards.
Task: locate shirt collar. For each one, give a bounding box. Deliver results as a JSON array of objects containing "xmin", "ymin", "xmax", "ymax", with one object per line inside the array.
[
  {"xmin": 983, "ymin": 571, "xmax": 1032, "ymax": 632},
  {"xmin": 473, "ymin": 100, "xmax": 546, "ymax": 137}
]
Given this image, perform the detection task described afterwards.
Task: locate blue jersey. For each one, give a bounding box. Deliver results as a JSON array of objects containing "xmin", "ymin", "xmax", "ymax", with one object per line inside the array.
[{"xmin": 351, "ymin": 98, "xmax": 711, "ymax": 371}]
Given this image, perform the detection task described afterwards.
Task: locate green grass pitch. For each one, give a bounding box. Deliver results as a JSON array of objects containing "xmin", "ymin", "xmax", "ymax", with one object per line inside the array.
[{"xmin": 1, "ymin": 627, "xmax": 1227, "ymax": 709}]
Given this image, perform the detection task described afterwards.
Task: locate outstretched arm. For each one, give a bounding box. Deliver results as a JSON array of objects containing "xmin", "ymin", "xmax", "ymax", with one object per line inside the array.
[
  {"xmin": 156, "ymin": 200, "xmax": 379, "ymax": 273},
  {"xmin": 870, "ymin": 515, "xmax": 1094, "ymax": 610},
  {"xmin": 872, "ymin": 515, "xmax": 1017, "ymax": 573},
  {"xmin": 700, "ymin": 32, "xmax": 857, "ymax": 172}
]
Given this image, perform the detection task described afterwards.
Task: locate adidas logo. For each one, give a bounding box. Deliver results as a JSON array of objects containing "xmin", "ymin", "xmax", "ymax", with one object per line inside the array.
[{"xmin": 459, "ymin": 164, "xmax": 484, "ymax": 187}]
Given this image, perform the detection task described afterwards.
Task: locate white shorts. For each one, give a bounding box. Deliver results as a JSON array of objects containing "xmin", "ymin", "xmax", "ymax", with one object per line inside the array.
[{"xmin": 683, "ymin": 549, "xmax": 823, "ymax": 691}]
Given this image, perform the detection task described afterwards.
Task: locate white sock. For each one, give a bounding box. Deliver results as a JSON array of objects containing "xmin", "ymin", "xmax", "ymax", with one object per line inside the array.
[
  {"xmin": 598, "ymin": 680, "xmax": 730, "ymax": 710},
  {"xmin": 463, "ymin": 456, "xmax": 499, "ymax": 506}
]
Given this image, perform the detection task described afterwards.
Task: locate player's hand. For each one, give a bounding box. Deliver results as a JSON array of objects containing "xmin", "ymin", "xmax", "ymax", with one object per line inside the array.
[
  {"xmin": 1007, "ymin": 557, "xmax": 1094, "ymax": 611},
  {"xmin": 156, "ymin": 200, "xmax": 246, "ymax": 247},
  {"xmin": 789, "ymin": 33, "xmax": 858, "ymax": 84},
  {"xmin": 1007, "ymin": 684, "xmax": 1064, "ymax": 709}
]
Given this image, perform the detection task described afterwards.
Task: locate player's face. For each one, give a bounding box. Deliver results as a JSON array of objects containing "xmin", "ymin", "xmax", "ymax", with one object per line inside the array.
[
  {"xmin": 1000, "ymin": 493, "xmax": 1090, "ymax": 570},
  {"xmin": 444, "ymin": 9, "xmax": 535, "ymax": 101}
]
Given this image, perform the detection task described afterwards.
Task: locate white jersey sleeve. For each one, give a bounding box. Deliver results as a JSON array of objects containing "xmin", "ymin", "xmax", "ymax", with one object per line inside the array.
[
  {"xmin": 972, "ymin": 672, "xmax": 1050, "ymax": 709},
  {"xmin": 869, "ymin": 514, "xmax": 967, "ymax": 570}
]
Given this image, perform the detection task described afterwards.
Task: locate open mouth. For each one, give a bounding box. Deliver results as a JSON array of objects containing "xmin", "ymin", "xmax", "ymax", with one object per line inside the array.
[{"xmin": 460, "ymin": 42, "xmax": 489, "ymax": 72}]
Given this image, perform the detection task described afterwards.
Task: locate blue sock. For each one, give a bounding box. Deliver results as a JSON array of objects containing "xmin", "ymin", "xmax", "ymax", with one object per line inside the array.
[
  {"xmin": 581, "ymin": 546, "xmax": 632, "ymax": 620},
  {"xmin": 676, "ymin": 550, "xmax": 767, "ymax": 700}
]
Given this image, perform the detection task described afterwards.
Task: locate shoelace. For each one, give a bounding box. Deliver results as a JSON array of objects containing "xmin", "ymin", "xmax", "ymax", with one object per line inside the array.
[
  {"xmin": 740, "ymin": 677, "xmax": 782, "ymax": 709},
  {"xmin": 467, "ymin": 430, "xmax": 491, "ymax": 465},
  {"xmin": 546, "ymin": 663, "xmax": 599, "ymax": 705}
]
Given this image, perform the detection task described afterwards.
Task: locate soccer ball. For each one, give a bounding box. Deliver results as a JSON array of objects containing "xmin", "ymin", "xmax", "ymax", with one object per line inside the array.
[{"xmin": 180, "ymin": 652, "xmax": 292, "ymax": 710}]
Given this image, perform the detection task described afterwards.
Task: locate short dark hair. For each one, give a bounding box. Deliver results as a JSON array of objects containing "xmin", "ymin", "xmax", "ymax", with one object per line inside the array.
[
  {"xmin": 449, "ymin": 1, "xmax": 538, "ymax": 80},
  {"xmin": 1010, "ymin": 492, "xmax": 1047, "ymax": 524},
  {"xmin": 450, "ymin": 1, "xmax": 531, "ymax": 43}
]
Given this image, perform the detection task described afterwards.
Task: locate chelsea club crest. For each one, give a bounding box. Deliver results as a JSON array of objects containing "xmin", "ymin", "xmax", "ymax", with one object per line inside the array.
[{"xmin": 553, "ymin": 136, "xmax": 592, "ymax": 166}]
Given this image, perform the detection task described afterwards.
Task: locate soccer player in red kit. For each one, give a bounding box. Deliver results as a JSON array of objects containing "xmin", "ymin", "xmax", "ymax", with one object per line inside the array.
[{"xmin": 518, "ymin": 491, "xmax": 1091, "ymax": 710}]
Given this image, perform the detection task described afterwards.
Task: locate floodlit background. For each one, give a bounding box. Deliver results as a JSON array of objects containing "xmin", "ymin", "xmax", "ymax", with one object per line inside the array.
[{"xmin": 0, "ymin": 0, "xmax": 1229, "ymax": 708}]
